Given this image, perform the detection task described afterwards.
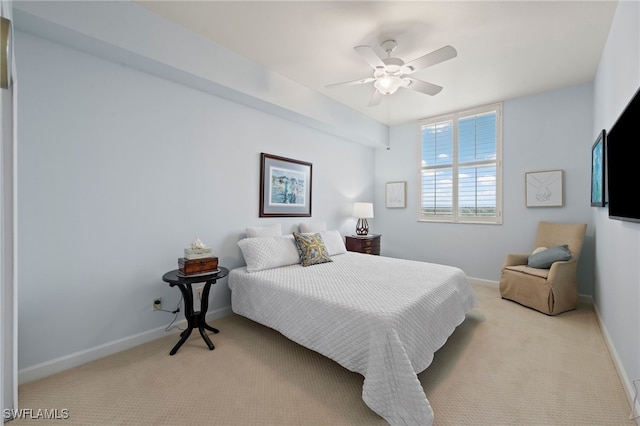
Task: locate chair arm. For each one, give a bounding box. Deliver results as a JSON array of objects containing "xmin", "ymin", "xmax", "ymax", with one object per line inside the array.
[
  {"xmin": 503, "ymin": 253, "xmax": 530, "ymax": 267},
  {"xmin": 547, "ymin": 259, "xmax": 578, "ymax": 285}
]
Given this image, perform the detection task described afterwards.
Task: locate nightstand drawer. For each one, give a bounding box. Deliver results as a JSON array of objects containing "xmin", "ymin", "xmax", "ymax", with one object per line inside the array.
[{"xmin": 345, "ymin": 235, "xmax": 381, "ymax": 255}]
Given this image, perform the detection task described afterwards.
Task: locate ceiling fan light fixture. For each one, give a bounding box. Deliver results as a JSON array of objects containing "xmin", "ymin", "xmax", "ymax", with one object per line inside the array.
[
  {"xmin": 327, "ymin": 40, "xmax": 457, "ymax": 105},
  {"xmin": 374, "ymin": 75, "xmax": 402, "ymax": 95}
]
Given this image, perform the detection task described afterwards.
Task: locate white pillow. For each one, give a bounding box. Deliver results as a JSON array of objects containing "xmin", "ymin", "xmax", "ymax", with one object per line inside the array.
[
  {"xmin": 320, "ymin": 230, "xmax": 347, "ymax": 256},
  {"xmin": 245, "ymin": 224, "xmax": 282, "ymax": 238},
  {"xmin": 237, "ymin": 235, "xmax": 300, "ymax": 272},
  {"xmin": 299, "ymin": 222, "xmax": 327, "ymax": 233}
]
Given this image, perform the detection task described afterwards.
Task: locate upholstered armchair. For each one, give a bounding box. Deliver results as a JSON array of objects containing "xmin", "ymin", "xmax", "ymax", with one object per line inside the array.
[{"xmin": 499, "ymin": 221, "xmax": 587, "ymax": 315}]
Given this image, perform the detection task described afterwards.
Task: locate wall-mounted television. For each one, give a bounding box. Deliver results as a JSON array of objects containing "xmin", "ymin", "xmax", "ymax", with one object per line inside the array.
[{"xmin": 607, "ymin": 86, "xmax": 640, "ymax": 223}]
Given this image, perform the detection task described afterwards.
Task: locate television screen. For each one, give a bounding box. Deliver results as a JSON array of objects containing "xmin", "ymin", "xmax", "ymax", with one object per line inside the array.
[{"xmin": 607, "ymin": 86, "xmax": 640, "ymax": 223}]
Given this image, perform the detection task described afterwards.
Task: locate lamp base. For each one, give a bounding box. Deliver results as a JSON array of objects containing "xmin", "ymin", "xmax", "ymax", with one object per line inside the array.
[{"xmin": 355, "ymin": 218, "xmax": 369, "ymax": 236}]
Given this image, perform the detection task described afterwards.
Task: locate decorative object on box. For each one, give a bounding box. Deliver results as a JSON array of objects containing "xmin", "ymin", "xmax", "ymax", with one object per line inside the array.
[
  {"xmin": 179, "ymin": 237, "xmax": 218, "ymax": 275},
  {"xmin": 184, "ymin": 236, "xmax": 213, "ymax": 260},
  {"xmin": 191, "ymin": 236, "xmax": 205, "ymax": 249},
  {"xmin": 386, "ymin": 181, "xmax": 406, "ymax": 208},
  {"xmin": 260, "ymin": 153, "xmax": 312, "ymax": 217},
  {"xmin": 353, "ymin": 202, "xmax": 374, "ymax": 235}
]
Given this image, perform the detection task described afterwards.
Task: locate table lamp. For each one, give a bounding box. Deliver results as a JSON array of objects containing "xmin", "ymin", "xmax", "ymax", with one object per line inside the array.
[{"xmin": 353, "ymin": 202, "xmax": 374, "ymax": 235}]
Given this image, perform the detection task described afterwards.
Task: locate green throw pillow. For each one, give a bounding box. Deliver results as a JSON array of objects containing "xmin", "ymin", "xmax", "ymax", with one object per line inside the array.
[
  {"xmin": 527, "ymin": 244, "xmax": 572, "ymax": 269},
  {"xmin": 292, "ymin": 232, "xmax": 333, "ymax": 267}
]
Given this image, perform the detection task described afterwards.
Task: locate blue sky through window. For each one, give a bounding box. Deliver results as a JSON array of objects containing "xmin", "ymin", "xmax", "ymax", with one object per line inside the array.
[{"xmin": 421, "ymin": 111, "xmax": 498, "ymax": 215}]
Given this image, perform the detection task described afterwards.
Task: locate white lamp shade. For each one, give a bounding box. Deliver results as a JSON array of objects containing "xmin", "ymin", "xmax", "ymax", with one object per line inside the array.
[{"xmin": 353, "ymin": 202, "xmax": 374, "ymax": 218}]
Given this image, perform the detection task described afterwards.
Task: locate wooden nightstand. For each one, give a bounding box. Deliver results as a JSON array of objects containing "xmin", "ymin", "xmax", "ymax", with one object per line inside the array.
[{"xmin": 345, "ymin": 234, "xmax": 381, "ymax": 255}]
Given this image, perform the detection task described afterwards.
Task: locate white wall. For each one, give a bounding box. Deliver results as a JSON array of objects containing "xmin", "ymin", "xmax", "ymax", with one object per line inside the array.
[
  {"xmin": 374, "ymin": 83, "xmax": 594, "ymax": 293},
  {"xmin": 592, "ymin": 0, "xmax": 640, "ymax": 400},
  {"xmin": 15, "ymin": 30, "xmax": 374, "ymax": 372},
  {"xmin": 1, "ymin": 0, "xmax": 18, "ymax": 414},
  {"xmin": 13, "ymin": 1, "xmax": 388, "ymax": 149}
]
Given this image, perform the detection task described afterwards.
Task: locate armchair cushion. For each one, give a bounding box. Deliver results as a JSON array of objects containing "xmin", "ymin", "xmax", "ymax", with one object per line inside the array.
[
  {"xmin": 527, "ymin": 244, "xmax": 572, "ymax": 269},
  {"xmin": 503, "ymin": 265, "xmax": 550, "ymax": 279}
]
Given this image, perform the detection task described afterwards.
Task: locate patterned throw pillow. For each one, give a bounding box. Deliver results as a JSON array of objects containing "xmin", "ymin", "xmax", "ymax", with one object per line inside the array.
[{"xmin": 292, "ymin": 232, "xmax": 333, "ymax": 267}]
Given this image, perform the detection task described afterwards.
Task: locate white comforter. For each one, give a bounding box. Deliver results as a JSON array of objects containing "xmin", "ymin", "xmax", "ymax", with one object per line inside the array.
[{"xmin": 228, "ymin": 252, "xmax": 477, "ymax": 425}]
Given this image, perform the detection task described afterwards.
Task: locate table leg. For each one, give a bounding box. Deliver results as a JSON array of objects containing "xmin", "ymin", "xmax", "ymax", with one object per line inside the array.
[
  {"xmin": 169, "ymin": 282, "xmax": 196, "ymax": 356},
  {"xmin": 198, "ymin": 325, "xmax": 215, "ymax": 350},
  {"xmin": 170, "ymin": 327, "xmax": 192, "ymax": 356},
  {"xmin": 203, "ymin": 323, "xmax": 219, "ymax": 333},
  {"xmin": 200, "ymin": 280, "xmax": 220, "ymax": 334},
  {"xmin": 168, "ymin": 277, "xmax": 221, "ymax": 355}
]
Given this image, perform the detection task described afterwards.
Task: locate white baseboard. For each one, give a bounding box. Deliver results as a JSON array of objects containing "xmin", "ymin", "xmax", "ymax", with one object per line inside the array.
[
  {"xmin": 467, "ymin": 276, "xmax": 498, "ymax": 288},
  {"xmin": 17, "ymin": 306, "xmax": 232, "ymax": 385},
  {"xmin": 591, "ymin": 302, "xmax": 640, "ymax": 424}
]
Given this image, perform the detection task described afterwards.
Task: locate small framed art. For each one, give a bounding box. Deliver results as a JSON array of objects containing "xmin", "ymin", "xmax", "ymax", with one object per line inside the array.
[
  {"xmin": 591, "ymin": 129, "xmax": 606, "ymax": 207},
  {"xmin": 525, "ymin": 170, "xmax": 564, "ymax": 207},
  {"xmin": 385, "ymin": 181, "xmax": 406, "ymax": 208},
  {"xmin": 259, "ymin": 153, "xmax": 312, "ymax": 217}
]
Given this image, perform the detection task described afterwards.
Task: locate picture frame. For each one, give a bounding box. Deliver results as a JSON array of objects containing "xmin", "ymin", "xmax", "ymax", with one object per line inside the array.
[
  {"xmin": 525, "ymin": 170, "xmax": 564, "ymax": 207},
  {"xmin": 385, "ymin": 181, "xmax": 406, "ymax": 208},
  {"xmin": 591, "ymin": 129, "xmax": 606, "ymax": 207},
  {"xmin": 0, "ymin": 17, "xmax": 12, "ymax": 89},
  {"xmin": 259, "ymin": 153, "xmax": 312, "ymax": 217}
]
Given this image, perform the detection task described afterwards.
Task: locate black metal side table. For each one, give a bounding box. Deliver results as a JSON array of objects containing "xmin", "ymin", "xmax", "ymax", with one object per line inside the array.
[{"xmin": 162, "ymin": 267, "xmax": 229, "ymax": 355}]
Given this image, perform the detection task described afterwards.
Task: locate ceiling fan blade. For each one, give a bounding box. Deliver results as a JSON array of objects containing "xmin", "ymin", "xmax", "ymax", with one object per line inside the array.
[
  {"xmin": 368, "ymin": 90, "xmax": 383, "ymax": 107},
  {"xmin": 354, "ymin": 45, "xmax": 386, "ymax": 70},
  {"xmin": 405, "ymin": 78, "xmax": 443, "ymax": 96},
  {"xmin": 403, "ymin": 45, "xmax": 457, "ymax": 74},
  {"xmin": 325, "ymin": 77, "xmax": 375, "ymax": 88}
]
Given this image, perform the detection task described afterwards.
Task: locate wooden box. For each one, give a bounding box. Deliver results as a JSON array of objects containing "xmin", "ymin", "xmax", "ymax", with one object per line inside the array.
[{"xmin": 178, "ymin": 256, "xmax": 219, "ymax": 275}]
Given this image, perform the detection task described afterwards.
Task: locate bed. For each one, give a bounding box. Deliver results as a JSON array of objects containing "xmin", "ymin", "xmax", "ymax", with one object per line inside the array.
[{"xmin": 229, "ymin": 230, "xmax": 477, "ymax": 425}]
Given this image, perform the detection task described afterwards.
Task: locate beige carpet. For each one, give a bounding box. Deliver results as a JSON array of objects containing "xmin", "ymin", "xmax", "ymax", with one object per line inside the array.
[{"xmin": 12, "ymin": 282, "xmax": 634, "ymax": 425}]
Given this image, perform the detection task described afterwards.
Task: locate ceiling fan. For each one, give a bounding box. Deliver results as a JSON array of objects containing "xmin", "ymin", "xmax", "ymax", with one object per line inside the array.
[{"xmin": 326, "ymin": 40, "xmax": 457, "ymax": 107}]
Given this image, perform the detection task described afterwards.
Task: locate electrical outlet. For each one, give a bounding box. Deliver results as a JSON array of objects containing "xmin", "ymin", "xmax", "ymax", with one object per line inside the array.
[{"xmin": 153, "ymin": 298, "xmax": 162, "ymax": 311}]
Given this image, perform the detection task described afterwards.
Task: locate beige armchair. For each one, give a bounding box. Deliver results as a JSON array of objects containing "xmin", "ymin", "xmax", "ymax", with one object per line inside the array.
[{"xmin": 499, "ymin": 221, "xmax": 587, "ymax": 315}]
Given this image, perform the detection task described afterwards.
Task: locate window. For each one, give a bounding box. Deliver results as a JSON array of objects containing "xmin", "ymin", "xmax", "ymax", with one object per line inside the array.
[{"xmin": 418, "ymin": 103, "xmax": 502, "ymax": 224}]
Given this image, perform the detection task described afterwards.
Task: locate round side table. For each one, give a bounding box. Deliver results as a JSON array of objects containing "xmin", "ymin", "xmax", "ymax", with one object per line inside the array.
[{"xmin": 162, "ymin": 267, "xmax": 229, "ymax": 355}]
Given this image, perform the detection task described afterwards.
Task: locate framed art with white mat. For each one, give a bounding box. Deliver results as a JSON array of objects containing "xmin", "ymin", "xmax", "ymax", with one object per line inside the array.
[
  {"xmin": 386, "ymin": 181, "xmax": 406, "ymax": 208},
  {"xmin": 525, "ymin": 170, "xmax": 563, "ymax": 207}
]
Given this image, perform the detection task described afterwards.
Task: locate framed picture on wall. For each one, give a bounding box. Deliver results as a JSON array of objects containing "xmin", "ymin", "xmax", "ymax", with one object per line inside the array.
[
  {"xmin": 525, "ymin": 170, "xmax": 564, "ymax": 207},
  {"xmin": 259, "ymin": 153, "xmax": 312, "ymax": 217},
  {"xmin": 591, "ymin": 129, "xmax": 606, "ymax": 207},
  {"xmin": 385, "ymin": 181, "xmax": 406, "ymax": 208}
]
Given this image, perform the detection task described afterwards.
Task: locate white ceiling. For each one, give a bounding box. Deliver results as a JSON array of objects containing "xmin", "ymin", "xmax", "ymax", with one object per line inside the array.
[{"xmin": 136, "ymin": 1, "xmax": 618, "ymax": 126}]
